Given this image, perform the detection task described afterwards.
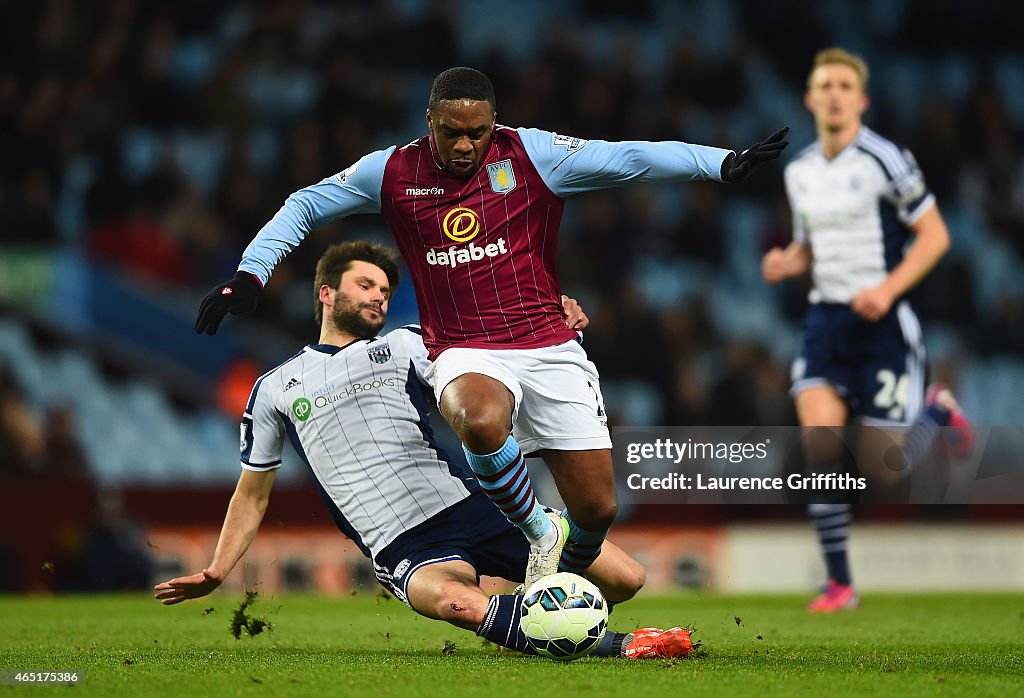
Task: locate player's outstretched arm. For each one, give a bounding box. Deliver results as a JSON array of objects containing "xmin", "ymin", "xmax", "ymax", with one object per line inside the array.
[
  {"xmin": 720, "ymin": 127, "xmax": 790, "ymax": 183},
  {"xmin": 153, "ymin": 469, "xmax": 276, "ymax": 604},
  {"xmin": 195, "ymin": 148, "xmax": 393, "ymax": 335},
  {"xmin": 518, "ymin": 126, "xmax": 788, "ymax": 196}
]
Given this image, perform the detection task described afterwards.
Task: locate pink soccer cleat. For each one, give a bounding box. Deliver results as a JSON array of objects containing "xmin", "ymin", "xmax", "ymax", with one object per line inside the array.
[
  {"xmin": 807, "ymin": 579, "xmax": 860, "ymax": 612},
  {"xmin": 925, "ymin": 384, "xmax": 975, "ymax": 458}
]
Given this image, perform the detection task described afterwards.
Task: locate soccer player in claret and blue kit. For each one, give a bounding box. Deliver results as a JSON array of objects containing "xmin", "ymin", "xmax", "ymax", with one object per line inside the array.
[
  {"xmin": 195, "ymin": 67, "xmax": 788, "ymax": 589},
  {"xmin": 762, "ymin": 48, "xmax": 975, "ymax": 612}
]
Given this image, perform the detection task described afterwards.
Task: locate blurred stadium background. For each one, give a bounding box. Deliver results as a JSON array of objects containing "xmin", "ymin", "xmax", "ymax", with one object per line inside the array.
[{"xmin": 2, "ymin": 0, "xmax": 1023, "ymax": 595}]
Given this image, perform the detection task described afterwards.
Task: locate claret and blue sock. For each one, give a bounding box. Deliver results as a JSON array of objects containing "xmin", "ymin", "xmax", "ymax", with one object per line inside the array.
[{"xmin": 463, "ymin": 436, "xmax": 555, "ymax": 546}]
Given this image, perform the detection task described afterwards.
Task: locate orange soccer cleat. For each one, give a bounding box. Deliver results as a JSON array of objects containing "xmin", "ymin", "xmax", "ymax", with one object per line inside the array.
[
  {"xmin": 622, "ymin": 626, "xmax": 694, "ymax": 658},
  {"xmin": 807, "ymin": 579, "xmax": 860, "ymax": 612},
  {"xmin": 924, "ymin": 384, "xmax": 975, "ymax": 458}
]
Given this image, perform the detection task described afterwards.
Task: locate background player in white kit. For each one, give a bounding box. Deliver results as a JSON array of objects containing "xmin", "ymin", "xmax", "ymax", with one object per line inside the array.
[
  {"xmin": 156, "ymin": 241, "xmax": 694, "ymax": 659},
  {"xmin": 762, "ymin": 48, "xmax": 974, "ymax": 612}
]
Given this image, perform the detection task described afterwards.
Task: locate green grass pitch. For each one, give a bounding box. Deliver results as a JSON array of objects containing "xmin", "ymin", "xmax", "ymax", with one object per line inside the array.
[{"xmin": 1, "ymin": 592, "xmax": 1022, "ymax": 696}]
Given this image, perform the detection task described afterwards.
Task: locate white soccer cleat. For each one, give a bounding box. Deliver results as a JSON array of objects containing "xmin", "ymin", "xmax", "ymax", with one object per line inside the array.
[{"xmin": 523, "ymin": 512, "xmax": 570, "ymax": 588}]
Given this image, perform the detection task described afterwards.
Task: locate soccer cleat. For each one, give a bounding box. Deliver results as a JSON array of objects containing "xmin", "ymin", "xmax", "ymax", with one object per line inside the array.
[
  {"xmin": 807, "ymin": 579, "xmax": 860, "ymax": 612},
  {"xmin": 523, "ymin": 512, "xmax": 570, "ymax": 588},
  {"xmin": 653, "ymin": 627, "xmax": 696, "ymax": 658},
  {"xmin": 621, "ymin": 628, "xmax": 661, "ymax": 658},
  {"xmin": 622, "ymin": 626, "xmax": 694, "ymax": 659},
  {"xmin": 925, "ymin": 384, "xmax": 975, "ymax": 458}
]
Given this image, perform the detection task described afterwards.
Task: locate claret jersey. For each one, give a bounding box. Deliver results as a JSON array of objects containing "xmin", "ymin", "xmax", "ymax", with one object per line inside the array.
[{"xmin": 239, "ymin": 126, "xmax": 729, "ymax": 358}]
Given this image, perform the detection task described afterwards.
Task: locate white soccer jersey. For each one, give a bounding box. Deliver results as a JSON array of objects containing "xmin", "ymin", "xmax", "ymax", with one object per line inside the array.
[
  {"xmin": 240, "ymin": 325, "xmax": 475, "ymax": 558},
  {"xmin": 785, "ymin": 126, "xmax": 935, "ymax": 304}
]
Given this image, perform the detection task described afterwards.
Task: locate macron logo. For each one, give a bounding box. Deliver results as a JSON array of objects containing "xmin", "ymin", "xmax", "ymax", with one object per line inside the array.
[
  {"xmin": 426, "ymin": 238, "xmax": 509, "ymax": 269},
  {"xmin": 406, "ymin": 187, "xmax": 445, "ymax": 196}
]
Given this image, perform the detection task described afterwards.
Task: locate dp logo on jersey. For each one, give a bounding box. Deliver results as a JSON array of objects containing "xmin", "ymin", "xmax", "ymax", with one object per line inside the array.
[
  {"xmin": 292, "ymin": 397, "xmax": 312, "ymax": 422},
  {"xmin": 442, "ymin": 207, "xmax": 480, "ymax": 242}
]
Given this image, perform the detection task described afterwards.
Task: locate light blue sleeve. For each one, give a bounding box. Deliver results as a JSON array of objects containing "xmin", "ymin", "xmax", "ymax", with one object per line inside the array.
[
  {"xmin": 516, "ymin": 127, "xmax": 732, "ymax": 197},
  {"xmin": 238, "ymin": 146, "xmax": 396, "ymax": 284}
]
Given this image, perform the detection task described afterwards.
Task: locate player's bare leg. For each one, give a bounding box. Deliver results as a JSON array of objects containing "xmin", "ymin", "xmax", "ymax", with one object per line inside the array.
[
  {"xmin": 540, "ymin": 448, "xmax": 617, "ymax": 532},
  {"xmin": 405, "ymin": 560, "xmax": 492, "ymax": 630},
  {"xmin": 540, "ymin": 448, "xmax": 617, "ymax": 576},
  {"xmin": 404, "ymin": 541, "xmax": 645, "ymax": 629},
  {"xmin": 795, "ymin": 385, "xmax": 859, "ymax": 611},
  {"xmin": 795, "ymin": 385, "xmax": 849, "ymax": 431},
  {"xmin": 855, "ymin": 424, "xmax": 908, "ymax": 488},
  {"xmin": 405, "ymin": 546, "xmax": 661, "ymax": 658},
  {"xmin": 440, "ymin": 374, "xmax": 565, "ymax": 582},
  {"xmin": 582, "ymin": 539, "xmax": 645, "ymax": 603},
  {"xmin": 439, "ymin": 372, "xmax": 516, "ymax": 454},
  {"xmin": 794, "ymin": 385, "xmax": 849, "ymax": 473},
  {"xmin": 405, "ymin": 562, "xmax": 541, "ymax": 653}
]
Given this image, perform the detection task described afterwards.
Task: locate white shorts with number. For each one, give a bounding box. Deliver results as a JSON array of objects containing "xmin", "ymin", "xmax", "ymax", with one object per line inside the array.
[{"xmin": 426, "ymin": 339, "xmax": 611, "ymax": 455}]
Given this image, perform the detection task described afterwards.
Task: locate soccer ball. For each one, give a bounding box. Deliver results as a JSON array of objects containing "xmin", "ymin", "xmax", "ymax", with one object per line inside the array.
[{"xmin": 519, "ymin": 572, "xmax": 608, "ymax": 661}]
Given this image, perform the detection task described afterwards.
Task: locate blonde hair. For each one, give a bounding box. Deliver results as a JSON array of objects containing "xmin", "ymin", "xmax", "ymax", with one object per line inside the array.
[{"xmin": 807, "ymin": 47, "xmax": 869, "ymax": 91}]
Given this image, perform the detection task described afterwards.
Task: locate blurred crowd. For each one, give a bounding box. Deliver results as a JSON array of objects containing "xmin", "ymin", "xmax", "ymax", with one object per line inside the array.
[
  {"xmin": 1, "ymin": 354, "xmax": 156, "ymax": 592},
  {"xmin": 3, "ymin": 0, "xmax": 1024, "ymax": 430},
  {"xmin": 0, "ymin": 357, "xmax": 89, "ymax": 480}
]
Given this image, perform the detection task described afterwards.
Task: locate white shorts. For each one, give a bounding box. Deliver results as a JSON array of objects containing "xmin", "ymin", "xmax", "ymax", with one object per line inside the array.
[{"xmin": 426, "ymin": 340, "xmax": 612, "ymax": 455}]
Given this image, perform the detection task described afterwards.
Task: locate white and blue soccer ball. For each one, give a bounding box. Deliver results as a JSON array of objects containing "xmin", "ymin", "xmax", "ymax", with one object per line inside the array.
[{"xmin": 519, "ymin": 572, "xmax": 608, "ymax": 661}]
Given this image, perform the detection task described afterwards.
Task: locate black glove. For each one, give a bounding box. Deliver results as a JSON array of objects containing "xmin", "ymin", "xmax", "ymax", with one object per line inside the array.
[
  {"xmin": 194, "ymin": 271, "xmax": 262, "ymax": 335},
  {"xmin": 721, "ymin": 127, "xmax": 790, "ymax": 183}
]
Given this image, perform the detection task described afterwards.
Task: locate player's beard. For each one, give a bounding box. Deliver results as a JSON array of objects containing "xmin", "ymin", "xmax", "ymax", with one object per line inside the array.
[{"xmin": 329, "ymin": 291, "xmax": 386, "ymax": 338}]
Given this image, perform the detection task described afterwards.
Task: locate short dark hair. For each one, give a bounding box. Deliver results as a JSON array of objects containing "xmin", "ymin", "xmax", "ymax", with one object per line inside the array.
[
  {"xmin": 314, "ymin": 241, "xmax": 400, "ymax": 325},
  {"xmin": 428, "ymin": 67, "xmax": 496, "ymax": 112}
]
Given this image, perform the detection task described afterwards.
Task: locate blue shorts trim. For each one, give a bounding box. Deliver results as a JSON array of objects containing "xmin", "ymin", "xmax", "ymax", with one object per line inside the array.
[{"xmin": 373, "ymin": 491, "xmax": 530, "ymax": 607}]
